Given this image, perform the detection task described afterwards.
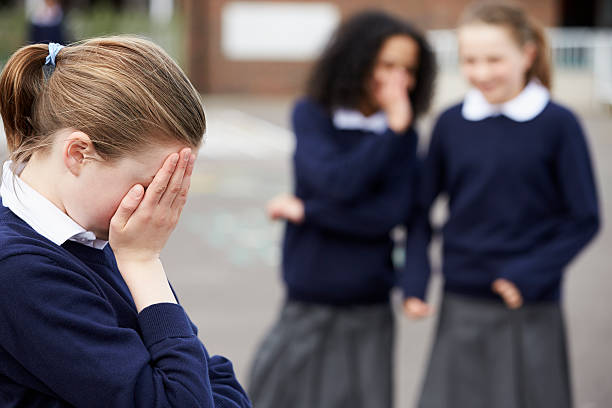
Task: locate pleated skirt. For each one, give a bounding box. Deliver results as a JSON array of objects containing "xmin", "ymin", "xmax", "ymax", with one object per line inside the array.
[
  {"xmin": 248, "ymin": 300, "xmax": 394, "ymax": 408},
  {"xmin": 418, "ymin": 292, "xmax": 572, "ymax": 408}
]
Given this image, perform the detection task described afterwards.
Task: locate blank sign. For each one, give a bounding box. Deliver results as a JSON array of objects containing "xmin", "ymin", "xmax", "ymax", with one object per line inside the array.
[{"xmin": 222, "ymin": 2, "xmax": 341, "ymax": 61}]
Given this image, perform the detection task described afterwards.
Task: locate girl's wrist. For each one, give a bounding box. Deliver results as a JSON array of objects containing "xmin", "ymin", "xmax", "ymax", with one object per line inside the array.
[
  {"xmin": 387, "ymin": 114, "xmax": 410, "ymax": 133},
  {"xmin": 114, "ymin": 249, "xmax": 161, "ymax": 266},
  {"xmin": 384, "ymin": 103, "xmax": 412, "ymax": 133},
  {"xmin": 117, "ymin": 258, "xmax": 177, "ymax": 312}
]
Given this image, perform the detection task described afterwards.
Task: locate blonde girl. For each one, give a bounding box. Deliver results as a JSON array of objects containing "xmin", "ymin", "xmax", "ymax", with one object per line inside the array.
[
  {"xmin": 0, "ymin": 38, "xmax": 250, "ymax": 407},
  {"xmin": 402, "ymin": 3, "xmax": 599, "ymax": 408}
]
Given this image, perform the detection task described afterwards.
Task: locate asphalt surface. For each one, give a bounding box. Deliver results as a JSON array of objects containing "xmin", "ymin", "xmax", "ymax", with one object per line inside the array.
[
  {"xmin": 164, "ymin": 93, "xmax": 612, "ymax": 408},
  {"xmin": 1, "ymin": 82, "xmax": 610, "ymax": 407}
]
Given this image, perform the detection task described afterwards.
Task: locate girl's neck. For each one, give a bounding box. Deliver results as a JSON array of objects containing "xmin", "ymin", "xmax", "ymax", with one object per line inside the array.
[
  {"xmin": 18, "ymin": 153, "xmax": 66, "ymax": 213},
  {"xmin": 487, "ymin": 79, "xmax": 530, "ymax": 105}
]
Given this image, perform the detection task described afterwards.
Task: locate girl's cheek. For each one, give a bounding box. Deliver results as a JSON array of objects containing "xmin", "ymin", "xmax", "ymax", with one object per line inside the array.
[
  {"xmin": 372, "ymin": 70, "xmax": 385, "ymax": 85},
  {"xmin": 102, "ymin": 194, "xmax": 127, "ymax": 225}
]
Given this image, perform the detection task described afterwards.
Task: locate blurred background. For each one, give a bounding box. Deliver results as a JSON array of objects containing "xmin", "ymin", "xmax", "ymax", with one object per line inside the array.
[{"xmin": 1, "ymin": 0, "xmax": 612, "ymax": 407}]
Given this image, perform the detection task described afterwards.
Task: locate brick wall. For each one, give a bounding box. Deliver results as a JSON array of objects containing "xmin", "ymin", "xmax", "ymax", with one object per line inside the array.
[{"xmin": 185, "ymin": 0, "xmax": 558, "ymax": 94}]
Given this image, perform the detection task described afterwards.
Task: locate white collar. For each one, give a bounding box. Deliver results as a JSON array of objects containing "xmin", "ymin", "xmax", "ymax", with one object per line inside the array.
[
  {"xmin": 0, "ymin": 161, "xmax": 107, "ymax": 249},
  {"xmin": 462, "ymin": 80, "xmax": 550, "ymax": 122},
  {"xmin": 332, "ymin": 108, "xmax": 388, "ymax": 135}
]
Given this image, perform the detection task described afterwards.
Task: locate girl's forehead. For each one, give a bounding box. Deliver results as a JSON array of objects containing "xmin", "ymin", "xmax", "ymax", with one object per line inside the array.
[
  {"xmin": 458, "ymin": 24, "xmax": 521, "ymax": 52},
  {"xmin": 381, "ymin": 35, "xmax": 418, "ymax": 51},
  {"xmin": 378, "ymin": 35, "xmax": 419, "ymax": 61},
  {"xmin": 120, "ymin": 142, "xmax": 191, "ymax": 168}
]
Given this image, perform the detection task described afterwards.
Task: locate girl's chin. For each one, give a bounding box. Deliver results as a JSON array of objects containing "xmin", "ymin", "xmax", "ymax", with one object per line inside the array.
[
  {"xmin": 478, "ymin": 84, "xmax": 524, "ymax": 105},
  {"xmin": 480, "ymin": 89, "xmax": 509, "ymax": 105}
]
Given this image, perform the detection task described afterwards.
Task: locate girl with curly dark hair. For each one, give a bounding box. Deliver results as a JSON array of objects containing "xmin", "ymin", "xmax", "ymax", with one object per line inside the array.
[{"xmin": 248, "ymin": 10, "xmax": 436, "ymax": 408}]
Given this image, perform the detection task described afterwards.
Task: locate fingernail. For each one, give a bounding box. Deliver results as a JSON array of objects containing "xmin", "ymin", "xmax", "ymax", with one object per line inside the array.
[
  {"xmin": 183, "ymin": 150, "xmax": 191, "ymax": 161},
  {"xmin": 130, "ymin": 185, "xmax": 143, "ymax": 198},
  {"xmin": 171, "ymin": 154, "xmax": 179, "ymax": 164},
  {"xmin": 190, "ymin": 154, "xmax": 196, "ymax": 163}
]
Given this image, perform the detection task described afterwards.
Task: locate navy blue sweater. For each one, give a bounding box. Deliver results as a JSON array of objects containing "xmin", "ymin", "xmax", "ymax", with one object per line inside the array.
[
  {"xmin": 282, "ymin": 98, "xmax": 418, "ymax": 305},
  {"xmin": 0, "ymin": 202, "xmax": 251, "ymax": 408},
  {"xmin": 401, "ymin": 101, "xmax": 600, "ymax": 302}
]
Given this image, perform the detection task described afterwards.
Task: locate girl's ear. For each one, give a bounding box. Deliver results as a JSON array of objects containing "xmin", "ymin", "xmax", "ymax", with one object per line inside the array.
[
  {"xmin": 62, "ymin": 131, "xmax": 100, "ymax": 176},
  {"xmin": 522, "ymin": 41, "xmax": 538, "ymax": 72}
]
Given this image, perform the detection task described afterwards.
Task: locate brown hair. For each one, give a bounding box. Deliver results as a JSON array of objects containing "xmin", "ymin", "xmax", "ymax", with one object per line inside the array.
[
  {"xmin": 459, "ymin": 2, "xmax": 552, "ymax": 89},
  {"xmin": 0, "ymin": 36, "xmax": 205, "ymax": 164}
]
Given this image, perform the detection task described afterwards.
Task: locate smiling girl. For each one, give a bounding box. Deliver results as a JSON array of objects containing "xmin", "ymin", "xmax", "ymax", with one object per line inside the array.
[{"xmin": 402, "ymin": 3, "xmax": 599, "ymax": 408}]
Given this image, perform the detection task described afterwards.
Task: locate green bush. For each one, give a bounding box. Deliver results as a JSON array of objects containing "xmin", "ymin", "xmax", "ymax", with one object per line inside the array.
[
  {"xmin": 68, "ymin": 6, "xmax": 185, "ymax": 66},
  {"xmin": 0, "ymin": 7, "xmax": 27, "ymax": 66},
  {"xmin": 0, "ymin": 5, "xmax": 185, "ymax": 68}
]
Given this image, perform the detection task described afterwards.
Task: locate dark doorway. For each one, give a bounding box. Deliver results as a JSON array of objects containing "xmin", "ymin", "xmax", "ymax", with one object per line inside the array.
[{"xmin": 561, "ymin": 0, "xmax": 612, "ymax": 27}]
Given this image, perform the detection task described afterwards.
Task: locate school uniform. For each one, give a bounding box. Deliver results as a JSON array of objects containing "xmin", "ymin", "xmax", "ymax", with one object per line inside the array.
[
  {"xmin": 402, "ymin": 82, "xmax": 600, "ymax": 408},
  {"xmin": 248, "ymin": 98, "xmax": 418, "ymax": 408},
  {"xmin": 0, "ymin": 162, "xmax": 251, "ymax": 408}
]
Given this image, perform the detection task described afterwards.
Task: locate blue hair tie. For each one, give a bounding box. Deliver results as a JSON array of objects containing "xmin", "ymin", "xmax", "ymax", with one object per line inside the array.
[{"xmin": 43, "ymin": 42, "xmax": 65, "ymax": 80}]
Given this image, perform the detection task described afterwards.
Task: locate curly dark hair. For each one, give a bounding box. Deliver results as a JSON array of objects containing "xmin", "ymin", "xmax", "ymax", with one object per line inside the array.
[{"xmin": 306, "ymin": 10, "xmax": 436, "ymax": 120}]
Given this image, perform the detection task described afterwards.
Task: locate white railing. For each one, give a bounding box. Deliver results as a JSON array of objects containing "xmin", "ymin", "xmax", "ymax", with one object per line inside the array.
[
  {"xmin": 427, "ymin": 28, "xmax": 612, "ymax": 106},
  {"xmin": 593, "ymin": 32, "xmax": 612, "ymax": 106}
]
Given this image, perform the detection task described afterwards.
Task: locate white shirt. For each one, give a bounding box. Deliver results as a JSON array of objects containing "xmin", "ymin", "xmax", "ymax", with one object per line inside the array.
[
  {"xmin": 462, "ymin": 80, "xmax": 550, "ymax": 122},
  {"xmin": 0, "ymin": 161, "xmax": 107, "ymax": 249},
  {"xmin": 333, "ymin": 108, "xmax": 389, "ymax": 135}
]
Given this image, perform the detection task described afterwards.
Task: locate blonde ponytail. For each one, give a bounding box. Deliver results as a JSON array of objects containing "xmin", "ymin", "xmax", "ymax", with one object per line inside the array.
[
  {"xmin": 0, "ymin": 43, "xmax": 51, "ymax": 155},
  {"xmin": 0, "ymin": 37, "xmax": 206, "ymax": 165}
]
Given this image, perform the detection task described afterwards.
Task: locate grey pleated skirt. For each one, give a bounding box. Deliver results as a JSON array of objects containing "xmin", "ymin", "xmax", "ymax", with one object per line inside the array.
[
  {"xmin": 248, "ymin": 300, "xmax": 394, "ymax": 408},
  {"xmin": 418, "ymin": 293, "xmax": 572, "ymax": 408}
]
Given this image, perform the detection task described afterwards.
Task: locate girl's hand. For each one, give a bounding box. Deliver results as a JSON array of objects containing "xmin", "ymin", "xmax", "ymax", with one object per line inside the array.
[
  {"xmin": 373, "ymin": 70, "xmax": 413, "ymax": 133},
  {"xmin": 267, "ymin": 193, "xmax": 305, "ymax": 224},
  {"xmin": 109, "ymin": 148, "xmax": 195, "ymax": 312},
  {"xmin": 492, "ymin": 278, "xmax": 523, "ymax": 309},
  {"xmin": 110, "ymin": 148, "xmax": 195, "ymax": 263},
  {"xmin": 403, "ymin": 297, "xmax": 434, "ymax": 319}
]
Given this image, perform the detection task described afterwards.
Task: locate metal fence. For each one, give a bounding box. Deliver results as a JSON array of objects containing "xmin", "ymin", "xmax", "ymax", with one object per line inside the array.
[{"xmin": 428, "ymin": 28, "xmax": 612, "ymax": 106}]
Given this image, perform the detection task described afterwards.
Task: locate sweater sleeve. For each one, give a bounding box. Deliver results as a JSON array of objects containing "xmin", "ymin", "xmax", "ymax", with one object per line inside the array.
[
  {"xmin": 400, "ymin": 119, "xmax": 447, "ymax": 300},
  {"xmin": 0, "ymin": 254, "xmax": 251, "ymax": 408},
  {"xmin": 301, "ymin": 128, "xmax": 418, "ymax": 238},
  {"xmin": 292, "ymin": 99, "xmax": 407, "ymax": 203},
  {"xmin": 496, "ymin": 113, "xmax": 600, "ymax": 300}
]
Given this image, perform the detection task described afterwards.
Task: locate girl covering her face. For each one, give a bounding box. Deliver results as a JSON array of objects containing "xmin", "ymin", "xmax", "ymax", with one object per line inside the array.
[{"xmin": 0, "ymin": 37, "xmax": 251, "ymax": 407}]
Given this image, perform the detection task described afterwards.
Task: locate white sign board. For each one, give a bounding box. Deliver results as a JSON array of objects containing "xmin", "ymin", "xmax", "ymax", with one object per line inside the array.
[{"xmin": 222, "ymin": 2, "xmax": 341, "ymax": 61}]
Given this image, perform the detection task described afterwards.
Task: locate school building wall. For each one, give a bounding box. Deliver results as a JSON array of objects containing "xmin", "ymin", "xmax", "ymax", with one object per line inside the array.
[{"xmin": 185, "ymin": 0, "xmax": 558, "ymax": 95}]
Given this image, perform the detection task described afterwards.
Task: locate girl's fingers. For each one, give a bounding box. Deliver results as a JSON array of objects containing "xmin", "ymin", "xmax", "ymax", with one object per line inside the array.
[
  {"xmin": 267, "ymin": 194, "xmax": 290, "ymax": 218},
  {"xmin": 492, "ymin": 279, "xmax": 523, "ymax": 309},
  {"xmin": 506, "ymin": 298, "xmax": 522, "ymax": 309},
  {"xmin": 161, "ymin": 148, "xmax": 191, "ymax": 207},
  {"xmin": 492, "ymin": 278, "xmax": 511, "ymax": 293},
  {"xmin": 171, "ymin": 154, "xmax": 195, "ymax": 211},
  {"xmin": 110, "ymin": 184, "xmax": 145, "ymax": 230},
  {"xmin": 142, "ymin": 153, "xmax": 179, "ymax": 207},
  {"xmin": 267, "ymin": 206, "xmax": 279, "ymax": 220},
  {"xmin": 505, "ymin": 290, "xmax": 523, "ymax": 308},
  {"xmin": 403, "ymin": 297, "xmax": 432, "ymax": 319},
  {"xmin": 288, "ymin": 199, "xmax": 305, "ymax": 224}
]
